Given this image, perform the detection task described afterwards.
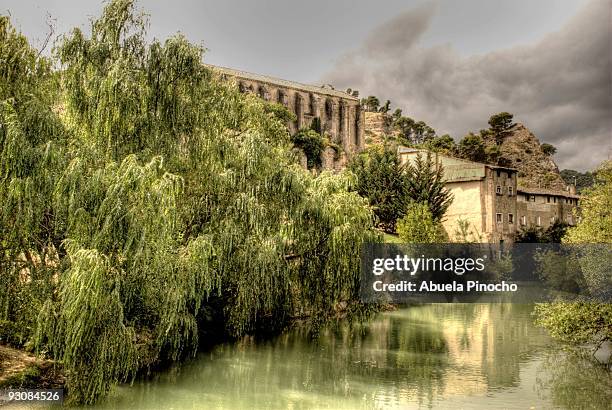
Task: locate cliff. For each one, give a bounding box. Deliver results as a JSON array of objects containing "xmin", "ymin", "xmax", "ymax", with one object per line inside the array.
[{"xmin": 489, "ymin": 123, "xmax": 567, "ymax": 190}]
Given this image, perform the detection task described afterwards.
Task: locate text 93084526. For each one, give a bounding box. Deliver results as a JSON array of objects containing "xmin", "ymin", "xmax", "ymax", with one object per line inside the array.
[{"xmin": 0, "ymin": 389, "xmax": 63, "ymax": 404}]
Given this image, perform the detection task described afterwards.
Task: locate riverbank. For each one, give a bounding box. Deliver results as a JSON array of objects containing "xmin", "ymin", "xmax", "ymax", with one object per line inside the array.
[{"xmin": 0, "ymin": 344, "xmax": 64, "ymax": 389}]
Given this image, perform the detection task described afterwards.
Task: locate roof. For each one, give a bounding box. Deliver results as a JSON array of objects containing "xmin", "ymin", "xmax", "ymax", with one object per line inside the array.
[
  {"xmin": 397, "ymin": 147, "xmax": 517, "ymax": 182},
  {"xmin": 517, "ymin": 186, "xmax": 580, "ymax": 199},
  {"xmin": 204, "ymin": 64, "xmax": 359, "ymax": 101}
]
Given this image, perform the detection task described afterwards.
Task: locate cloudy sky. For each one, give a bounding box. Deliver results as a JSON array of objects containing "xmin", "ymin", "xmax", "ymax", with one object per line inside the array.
[{"xmin": 2, "ymin": 0, "xmax": 610, "ymax": 170}]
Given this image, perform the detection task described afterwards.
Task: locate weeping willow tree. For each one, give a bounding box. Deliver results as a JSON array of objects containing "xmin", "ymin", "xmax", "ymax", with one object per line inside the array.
[
  {"xmin": 2, "ymin": 0, "xmax": 378, "ymax": 404},
  {"xmin": 0, "ymin": 15, "xmax": 66, "ymax": 345}
]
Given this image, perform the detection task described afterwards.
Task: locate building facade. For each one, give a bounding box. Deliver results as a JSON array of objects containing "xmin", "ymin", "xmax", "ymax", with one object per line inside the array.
[
  {"xmin": 207, "ymin": 65, "xmax": 365, "ymax": 169},
  {"xmin": 398, "ymin": 148, "xmax": 579, "ymax": 244},
  {"xmin": 516, "ymin": 187, "xmax": 579, "ymax": 229},
  {"xmin": 399, "ymin": 148, "xmax": 518, "ymax": 244}
]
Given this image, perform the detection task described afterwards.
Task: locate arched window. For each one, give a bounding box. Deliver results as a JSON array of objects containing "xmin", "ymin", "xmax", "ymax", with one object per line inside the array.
[
  {"xmin": 325, "ymin": 99, "xmax": 333, "ymax": 119},
  {"xmin": 258, "ymin": 85, "xmax": 267, "ymax": 100},
  {"xmin": 308, "ymin": 94, "xmax": 315, "ymax": 115}
]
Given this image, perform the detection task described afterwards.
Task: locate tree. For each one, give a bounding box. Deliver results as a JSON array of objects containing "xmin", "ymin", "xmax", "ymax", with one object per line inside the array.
[
  {"xmin": 541, "ymin": 143, "xmax": 557, "ymax": 156},
  {"xmin": 426, "ymin": 134, "xmax": 455, "ymax": 153},
  {"xmin": 1, "ymin": 2, "xmax": 378, "ymax": 404},
  {"xmin": 348, "ymin": 147, "xmax": 410, "ymax": 232},
  {"xmin": 457, "ymin": 133, "xmax": 486, "ymax": 162},
  {"xmin": 397, "ymin": 203, "xmax": 447, "ymax": 243},
  {"xmin": 379, "ymin": 99, "xmax": 391, "ymax": 114},
  {"xmin": 394, "ymin": 116, "xmax": 416, "ymax": 145},
  {"xmin": 560, "ymin": 169, "xmax": 595, "ymax": 193},
  {"xmin": 361, "ymin": 95, "xmax": 380, "ymax": 112},
  {"xmin": 488, "ymin": 112, "xmax": 514, "ymax": 142},
  {"xmin": 515, "ymin": 220, "xmax": 569, "ymax": 243},
  {"xmin": 535, "ymin": 161, "xmax": 612, "ymax": 347},
  {"xmin": 412, "ymin": 121, "xmax": 436, "ymax": 144},
  {"xmin": 404, "ymin": 152, "xmax": 453, "ymax": 221}
]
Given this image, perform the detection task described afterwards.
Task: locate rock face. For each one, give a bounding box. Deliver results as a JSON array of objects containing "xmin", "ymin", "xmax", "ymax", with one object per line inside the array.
[
  {"xmin": 363, "ymin": 112, "xmax": 397, "ymax": 146},
  {"xmin": 491, "ymin": 123, "xmax": 567, "ymax": 190}
]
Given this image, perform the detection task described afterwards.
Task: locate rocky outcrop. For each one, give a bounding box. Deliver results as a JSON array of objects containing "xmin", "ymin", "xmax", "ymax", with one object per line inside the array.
[
  {"xmin": 490, "ymin": 123, "xmax": 567, "ymax": 190},
  {"xmin": 363, "ymin": 112, "xmax": 397, "ymax": 146}
]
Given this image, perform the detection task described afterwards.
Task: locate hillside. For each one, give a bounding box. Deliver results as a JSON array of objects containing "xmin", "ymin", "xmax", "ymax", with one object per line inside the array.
[
  {"xmin": 363, "ymin": 114, "xmax": 569, "ymax": 191},
  {"xmin": 486, "ymin": 123, "xmax": 567, "ymax": 190}
]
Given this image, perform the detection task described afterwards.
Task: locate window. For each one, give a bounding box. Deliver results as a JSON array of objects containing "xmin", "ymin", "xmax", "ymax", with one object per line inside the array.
[
  {"xmin": 530, "ymin": 195, "xmax": 536, "ymax": 202},
  {"xmin": 508, "ymin": 186, "xmax": 513, "ymax": 196},
  {"xmin": 508, "ymin": 214, "xmax": 514, "ymax": 224},
  {"xmin": 521, "ymin": 216, "xmax": 527, "ymax": 226},
  {"xmin": 496, "ymin": 170, "xmax": 501, "ymax": 178},
  {"xmin": 496, "ymin": 213, "xmax": 502, "ymax": 223},
  {"xmin": 325, "ymin": 99, "xmax": 333, "ymax": 119},
  {"xmin": 524, "ymin": 194, "xmax": 530, "ymax": 201},
  {"xmin": 496, "ymin": 185, "xmax": 502, "ymax": 195},
  {"xmin": 553, "ymin": 197, "xmax": 557, "ymax": 203},
  {"xmin": 547, "ymin": 196, "xmax": 551, "ymax": 203},
  {"xmin": 536, "ymin": 216, "xmax": 541, "ymax": 226}
]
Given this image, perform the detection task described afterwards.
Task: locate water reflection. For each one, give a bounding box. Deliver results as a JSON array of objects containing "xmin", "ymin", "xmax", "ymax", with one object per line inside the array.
[{"xmin": 94, "ymin": 304, "xmax": 611, "ymax": 409}]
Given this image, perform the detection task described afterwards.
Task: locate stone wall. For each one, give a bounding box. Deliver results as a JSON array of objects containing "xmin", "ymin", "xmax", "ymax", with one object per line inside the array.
[{"xmin": 208, "ymin": 65, "xmax": 365, "ymax": 170}]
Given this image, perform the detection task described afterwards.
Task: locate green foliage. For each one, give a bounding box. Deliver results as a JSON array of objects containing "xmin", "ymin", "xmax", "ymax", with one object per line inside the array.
[
  {"xmin": 515, "ymin": 220, "xmax": 570, "ymax": 243},
  {"xmin": 452, "ymin": 219, "xmax": 482, "ymax": 243},
  {"xmin": 425, "ymin": 134, "xmax": 455, "ymax": 153},
  {"xmin": 404, "ymin": 153, "xmax": 453, "ymax": 221},
  {"xmin": 534, "ymin": 302, "xmax": 611, "ymax": 345},
  {"xmin": 361, "ymin": 95, "xmax": 380, "ymax": 112},
  {"xmin": 564, "ymin": 161, "xmax": 612, "ymax": 244},
  {"xmin": 560, "ymin": 169, "xmax": 595, "ymax": 193},
  {"xmin": 397, "ymin": 203, "xmax": 447, "ymax": 243},
  {"xmin": 457, "ymin": 133, "xmax": 486, "ymax": 162},
  {"xmin": 348, "ymin": 146, "xmax": 409, "ymax": 232},
  {"xmin": 264, "ymin": 102, "xmax": 297, "ymax": 124},
  {"xmin": 379, "ymin": 100, "xmax": 391, "ymax": 113},
  {"xmin": 541, "ymin": 143, "xmax": 557, "ymax": 156},
  {"xmin": 291, "ymin": 128, "xmax": 324, "ymax": 169},
  {"xmin": 535, "ymin": 161, "xmax": 612, "ymax": 348},
  {"xmin": 1, "ymin": 1, "xmax": 378, "ymax": 404},
  {"xmin": 393, "ymin": 116, "xmax": 436, "ymax": 146},
  {"xmin": 488, "ymin": 112, "xmax": 514, "ymax": 142},
  {"xmin": 0, "ymin": 14, "xmax": 66, "ymax": 343},
  {"xmin": 534, "ymin": 250, "xmax": 586, "ymax": 294}
]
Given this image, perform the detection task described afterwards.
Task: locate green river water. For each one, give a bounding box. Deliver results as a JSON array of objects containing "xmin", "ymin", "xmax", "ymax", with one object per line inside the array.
[{"xmin": 91, "ymin": 304, "xmax": 611, "ymax": 410}]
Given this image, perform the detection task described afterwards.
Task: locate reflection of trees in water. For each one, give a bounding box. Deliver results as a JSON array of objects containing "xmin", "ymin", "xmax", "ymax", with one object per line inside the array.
[
  {"xmin": 98, "ymin": 304, "xmax": 611, "ymax": 409},
  {"xmin": 536, "ymin": 350, "xmax": 612, "ymax": 409}
]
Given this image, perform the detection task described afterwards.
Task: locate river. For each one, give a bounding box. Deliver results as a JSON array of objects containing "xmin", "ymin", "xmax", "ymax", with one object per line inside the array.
[{"xmin": 93, "ymin": 304, "xmax": 611, "ymax": 409}]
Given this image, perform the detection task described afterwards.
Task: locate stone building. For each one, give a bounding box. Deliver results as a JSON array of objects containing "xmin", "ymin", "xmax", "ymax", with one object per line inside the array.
[
  {"xmin": 397, "ymin": 147, "xmax": 580, "ymax": 243},
  {"xmin": 398, "ymin": 148, "xmax": 518, "ymax": 244},
  {"xmin": 516, "ymin": 187, "xmax": 580, "ymax": 229},
  {"xmin": 206, "ymin": 65, "xmax": 365, "ymax": 169}
]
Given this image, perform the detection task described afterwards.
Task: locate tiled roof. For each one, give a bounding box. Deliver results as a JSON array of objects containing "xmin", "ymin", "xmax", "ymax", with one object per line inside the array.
[
  {"xmin": 517, "ymin": 186, "xmax": 580, "ymax": 199},
  {"xmin": 204, "ymin": 64, "xmax": 359, "ymax": 101}
]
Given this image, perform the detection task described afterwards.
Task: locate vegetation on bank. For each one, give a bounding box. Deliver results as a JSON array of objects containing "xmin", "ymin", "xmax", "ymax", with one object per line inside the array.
[
  {"xmin": 535, "ymin": 161, "xmax": 612, "ymax": 352},
  {"xmin": 348, "ymin": 147, "xmax": 452, "ymax": 235},
  {"xmin": 0, "ymin": 1, "xmax": 378, "ymax": 404}
]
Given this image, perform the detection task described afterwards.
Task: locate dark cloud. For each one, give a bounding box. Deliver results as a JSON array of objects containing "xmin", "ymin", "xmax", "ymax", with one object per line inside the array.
[{"xmin": 323, "ymin": 0, "xmax": 611, "ymax": 171}]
